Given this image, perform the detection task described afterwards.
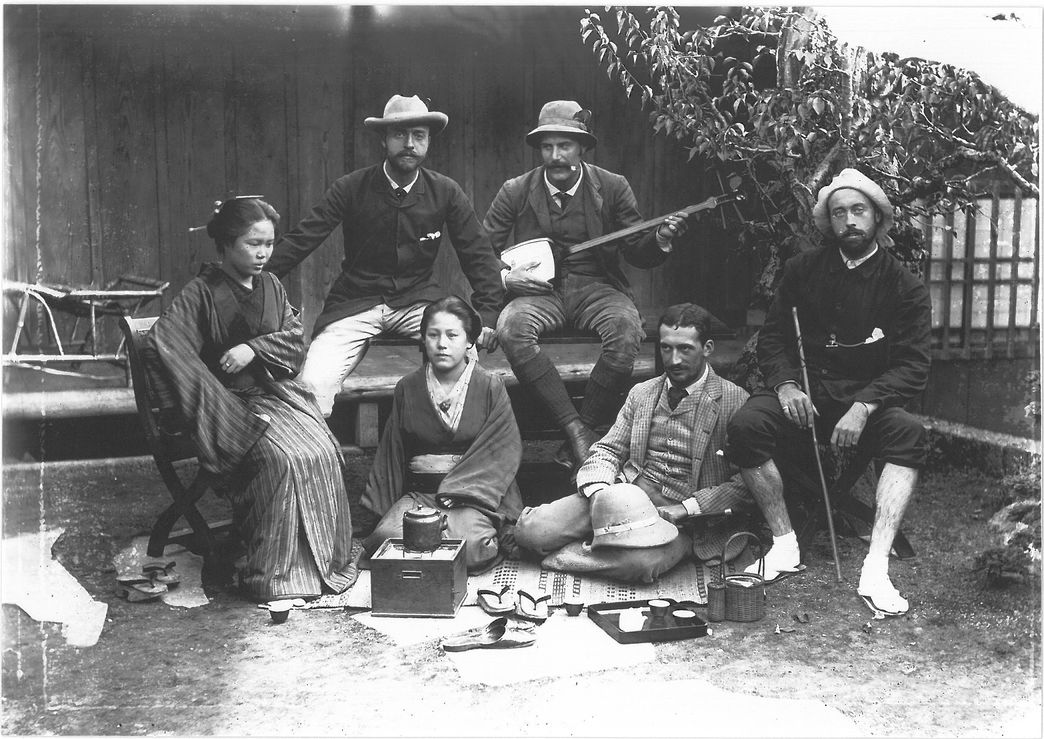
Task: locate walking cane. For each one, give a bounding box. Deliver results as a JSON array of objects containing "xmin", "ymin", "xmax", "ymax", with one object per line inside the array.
[{"xmin": 791, "ymin": 307, "xmax": 844, "ymax": 582}]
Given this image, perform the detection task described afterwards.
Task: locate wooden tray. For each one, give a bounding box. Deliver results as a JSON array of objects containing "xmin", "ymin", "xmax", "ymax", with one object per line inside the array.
[{"xmin": 587, "ymin": 599, "xmax": 708, "ymax": 644}]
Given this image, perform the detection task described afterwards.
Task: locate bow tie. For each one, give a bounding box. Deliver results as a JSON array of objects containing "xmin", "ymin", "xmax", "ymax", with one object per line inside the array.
[
  {"xmin": 667, "ymin": 385, "xmax": 688, "ymax": 410},
  {"xmin": 393, "ymin": 187, "xmax": 407, "ymax": 200}
]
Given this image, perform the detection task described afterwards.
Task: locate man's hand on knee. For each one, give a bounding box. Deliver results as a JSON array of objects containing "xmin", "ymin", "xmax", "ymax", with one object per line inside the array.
[
  {"xmin": 776, "ymin": 382, "xmax": 817, "ymax": 428},
  {"xmin": 830, "ymin": 403, "xmax": 870, "ymax": 451}
]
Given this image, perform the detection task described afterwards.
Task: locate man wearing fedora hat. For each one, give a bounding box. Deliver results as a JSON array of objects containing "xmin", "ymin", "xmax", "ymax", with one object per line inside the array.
[
  {"xmin": 484, "ymin": 100, "xmax": 690, "ymax": 471},
  {"xmin": 725, "ymin": 168, "xmax": 931, "ymax": 617},
  {"xmin": 514, "ymin": 304, "xmax": 755, "ymax": 582},
  {"xmin": 267, "ymin": 94, "xmax": 504, "ymax": 416}
]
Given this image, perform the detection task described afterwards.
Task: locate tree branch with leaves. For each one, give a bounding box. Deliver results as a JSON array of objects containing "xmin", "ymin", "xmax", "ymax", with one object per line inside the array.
[{"xmin": 581, "ymin": 6, "xmax": 1038, "ymax": 306}]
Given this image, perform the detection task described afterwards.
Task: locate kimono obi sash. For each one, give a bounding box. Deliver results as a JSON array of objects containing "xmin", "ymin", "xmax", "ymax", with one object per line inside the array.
[{"xmin": 407, "ymin": 453, "xmax": 464, "ymax": 494}]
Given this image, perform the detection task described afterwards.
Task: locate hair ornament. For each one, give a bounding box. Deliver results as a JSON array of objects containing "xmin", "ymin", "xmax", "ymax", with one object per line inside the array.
[{"xmin": 188, "ymin": 195, "xmax": 266, "ymax": 233}]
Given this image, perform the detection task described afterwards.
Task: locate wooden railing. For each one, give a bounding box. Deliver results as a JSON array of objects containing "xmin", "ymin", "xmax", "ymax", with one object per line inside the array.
[{"xmin": 918, "ymin": 190, "xmax": 1040, "ymax": 360}]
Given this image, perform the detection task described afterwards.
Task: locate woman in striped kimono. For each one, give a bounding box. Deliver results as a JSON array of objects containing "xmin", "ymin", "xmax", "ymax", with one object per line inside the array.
[
  {"xmin": 146, "ymin": 197, "xmax": 356, "ymax": 601},
  {"xmin": 361, "ymin": 296, "xmax": 523, "ymax": 573}
]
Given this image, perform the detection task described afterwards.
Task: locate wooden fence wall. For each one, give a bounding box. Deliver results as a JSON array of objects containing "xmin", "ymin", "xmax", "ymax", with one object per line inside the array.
[
  {"xmin": 3, "ymin": 5, "xmax": 751, "ymax": 356},
  {"xmin": 919, "ymin": 191, "xmax": 1040, "ymax": 359}
]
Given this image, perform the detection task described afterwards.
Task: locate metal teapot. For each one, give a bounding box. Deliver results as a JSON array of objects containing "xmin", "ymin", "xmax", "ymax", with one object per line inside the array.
[{"xmin": 402, "ymin": 505, "xmax": 447, "ymax": 552}]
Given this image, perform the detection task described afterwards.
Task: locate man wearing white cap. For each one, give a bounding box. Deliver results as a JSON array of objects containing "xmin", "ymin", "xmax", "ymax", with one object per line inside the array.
[
  {"xmin": 725, "ymin": 168, "xmax": 932, "ymax": 617},
  {"xmin": 267, "ymin": 94, "xmax": 504, "ymax": 416},
  {"xmin": 484, "ymin": 100, "xmax": 690, "ymax": 471}
]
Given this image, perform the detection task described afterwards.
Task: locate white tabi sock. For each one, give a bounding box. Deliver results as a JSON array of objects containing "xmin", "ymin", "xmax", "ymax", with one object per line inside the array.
[{"xmin": 772, "ymin": 530, "xmax": 799, "ymax": 553}]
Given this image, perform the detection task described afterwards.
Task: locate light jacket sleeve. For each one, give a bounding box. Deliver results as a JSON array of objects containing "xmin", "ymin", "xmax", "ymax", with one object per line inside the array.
[{"xmin": 575, "ymin": 385, "xmax": 638, "ymax": 489}]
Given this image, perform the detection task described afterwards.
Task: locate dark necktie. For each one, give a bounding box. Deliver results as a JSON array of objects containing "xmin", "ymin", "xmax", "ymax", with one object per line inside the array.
[
  {"xmin": 667, "ymin": 385, "xmax": 688, "ymax": 410},
  {"xmin": 394, "ymin": 187, "xmax": 407, "ymax": 201},
  {"xmin": 555, "ymin": 192, "xmax": 571, "ymax": 210}
]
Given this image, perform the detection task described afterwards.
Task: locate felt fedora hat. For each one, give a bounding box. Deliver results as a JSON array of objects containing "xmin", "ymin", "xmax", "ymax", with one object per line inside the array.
[
  {"xmin": 364, "ymin": 94, "xmax": 448, "ymax": 134},
  {"xmin": 525, "ymin": 100, "xmax": 597, "ymax": 148},
  {"xmin": 812, "ymin": 167, "xmax": 894, "ymax": 239},
  {"xmin": 590, "ymin": 483, "xmax": 679, "ymax": 549}
]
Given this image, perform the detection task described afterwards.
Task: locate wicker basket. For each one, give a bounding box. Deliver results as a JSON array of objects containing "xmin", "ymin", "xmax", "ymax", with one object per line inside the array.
[{"xmin": 715, "ymin": 531, "xmax": 766, "ymax": 623}]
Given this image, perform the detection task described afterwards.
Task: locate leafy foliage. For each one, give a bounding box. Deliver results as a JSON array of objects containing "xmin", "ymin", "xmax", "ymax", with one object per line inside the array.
[{"xmin": 580, "ymin": 7, "xmax": 1039, "ymax": 310}]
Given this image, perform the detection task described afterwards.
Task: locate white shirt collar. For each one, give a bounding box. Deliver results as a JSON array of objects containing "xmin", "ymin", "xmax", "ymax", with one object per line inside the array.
[
  {"xmin": 842, "ymin": 244, "xmax": 878, "ymax": 270},
  {"xmin": 383, "ymin": 161, "xmax": 419, "ymax": 194},
  {"xmin": 544, "ymin": 166, "xmax": 583, "ymax": 199},
  {"xmin": 664, "ymin": 363, "xmax": 709, "ymax": 398}
]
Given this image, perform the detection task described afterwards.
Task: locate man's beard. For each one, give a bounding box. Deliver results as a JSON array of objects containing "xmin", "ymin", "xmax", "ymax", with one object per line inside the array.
[
  {"xmin": 387, "ymin": 152, "xmax": 423, "ymax": 175},
  {"xmin": 832, "ymin": 228, "xmax": 877, "ymax": 259}
]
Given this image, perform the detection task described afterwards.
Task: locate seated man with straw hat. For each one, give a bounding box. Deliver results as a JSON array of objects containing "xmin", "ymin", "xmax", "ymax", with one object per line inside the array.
[
  {"xmin": 266, "ymin": 94, "xmax": 504, "ymax": 416},
  {"xmin": 725, "ymin": 168, "xmax": 931, "ymax": 617},
  {"xmin": 514, "ymin": 304, "xmax": 755, "ymax": 582}
]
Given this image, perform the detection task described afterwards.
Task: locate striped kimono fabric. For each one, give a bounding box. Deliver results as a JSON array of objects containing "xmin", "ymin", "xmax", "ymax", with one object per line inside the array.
[{"xmin": 146, "ymin": 265, "xmax": 356, "ymax": 601}]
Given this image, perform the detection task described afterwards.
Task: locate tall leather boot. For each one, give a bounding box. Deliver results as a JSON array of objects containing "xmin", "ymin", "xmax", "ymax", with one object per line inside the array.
[
  {"xmin": 513, "ymin": 351, "xmax": 582, "ymax": 428},
  {"xmin": 579, "ymin": 357, "xmax": 633, "ymax": 431},
  {"xmin": 562, "ymin": 418, "xmax": 599, "ymax": 472},
  {"xmin": 514, "ymin": 352, "xmax": 594, "ymax": 472}
]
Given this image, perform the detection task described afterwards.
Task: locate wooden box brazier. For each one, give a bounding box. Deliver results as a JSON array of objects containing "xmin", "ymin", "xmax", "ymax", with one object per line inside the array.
[{"xmin": 370, "ymin": 538, "xmax": 467, "ymax": 617}]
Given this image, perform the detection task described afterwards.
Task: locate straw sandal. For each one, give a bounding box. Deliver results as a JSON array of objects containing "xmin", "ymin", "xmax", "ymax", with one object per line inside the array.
[
  {"xmin": 477, "ymin": 585, "xmax": 516, "ymax": 615},
  {"xmin": 441, "ymin": 617, "xmax": 537, "ymax": 652},
  {"xmin": 515, "ymin": 589, "xmax": 550, "ymax": 622},
  {"xmin": 143, "ymin": 561, "xmax": 181, "ymax": 589},
  {"xmin": 857, "ymin": 572, "xmax": 909, "ymax": 618},
  {"xmin": 115, "ymin": 576, "xmax": 167, "ymax": 603}
]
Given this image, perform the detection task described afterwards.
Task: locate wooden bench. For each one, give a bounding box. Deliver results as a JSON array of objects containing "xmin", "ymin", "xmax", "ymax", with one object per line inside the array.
[{"xmin": 339, "ymin": 317, "xmax": 737, "ymax": 448}]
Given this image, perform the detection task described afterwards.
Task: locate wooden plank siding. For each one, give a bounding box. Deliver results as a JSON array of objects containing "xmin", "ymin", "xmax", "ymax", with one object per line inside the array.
[
  {"xmin": 920, "ymin": 192, "xmax": 1040, "ymax": 359},
  {"xmin": 3, "ymin": 5, "xmax": 748, "ymax": 366}
]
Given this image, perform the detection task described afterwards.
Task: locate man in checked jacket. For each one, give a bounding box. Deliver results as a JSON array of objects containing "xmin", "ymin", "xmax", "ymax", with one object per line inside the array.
[{"xmin": 514, "ymin": 303, "xmax": 754, "ymax": 582}]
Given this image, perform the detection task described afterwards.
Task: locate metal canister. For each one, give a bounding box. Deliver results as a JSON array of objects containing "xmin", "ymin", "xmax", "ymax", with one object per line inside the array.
[{"xmin": 401, "ymin": 505, "xmax": 447, "ymax": 552}]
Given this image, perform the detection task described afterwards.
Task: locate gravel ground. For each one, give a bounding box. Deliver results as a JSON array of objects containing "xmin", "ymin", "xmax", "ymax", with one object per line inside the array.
[{"xmin": 1, "ymin": 451, "xmax": 1040, "ymax": 737}]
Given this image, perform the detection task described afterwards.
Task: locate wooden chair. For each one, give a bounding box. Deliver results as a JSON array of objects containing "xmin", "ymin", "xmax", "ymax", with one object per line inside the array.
[{"xmin": 119, "ymin": 316, "xmax": 233, "ymax": 559}]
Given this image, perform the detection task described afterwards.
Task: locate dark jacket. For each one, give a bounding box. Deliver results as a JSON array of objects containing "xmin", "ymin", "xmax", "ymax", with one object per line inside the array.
[
  {"xmin": 266, "ymin": 164, "xmax": 504, "ymax": 334},
  {"xmin": 482, "ymin": 163, "xmax": 668, "ymax": 298},
  {"xmin": 758, "ymin": 245, "xmax": 932, "ymax": 409}
]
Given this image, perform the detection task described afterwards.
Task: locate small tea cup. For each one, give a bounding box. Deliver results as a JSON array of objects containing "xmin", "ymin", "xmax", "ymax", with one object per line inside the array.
[
  {"xmin": 268, "ymin": 600, "xmax": 293, "ymax": 624},
  {"xmin": 648, "ymin": 599, "xmax": 672, "ymax": 619},
  {"xmin": 564, "ymin": 595, "xmax": 584, "ymax": 617},
  {"xmin": 671, "ymin": 608, "xmax": 697, "ymax": 626}
]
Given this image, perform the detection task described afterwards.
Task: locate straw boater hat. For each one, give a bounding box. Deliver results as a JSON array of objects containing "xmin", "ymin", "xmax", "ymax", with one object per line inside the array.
[
  {"xmin": 525, "ymin": 100, "xmax": 598, "ymax": 149},
  {"xmin": 590, "ymin": 483, "xmax": 679, "ymax": 549},
  {"xmin": 363, "ymin": 95, "xmax": 448, "ymax": 135},
  {"xmin": 812, "ymin": 167, "xmax": 895, "ymax": 240}
]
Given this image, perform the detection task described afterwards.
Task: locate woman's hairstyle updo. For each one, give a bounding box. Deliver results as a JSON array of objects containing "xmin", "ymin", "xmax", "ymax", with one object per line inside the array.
[
  {"xmin": 420, "ymin": 296, "xmax": 482, "ymax": 345},
  {"xmin": 206, "ymin": 197, "xmax": 280, "ymax": 252}
]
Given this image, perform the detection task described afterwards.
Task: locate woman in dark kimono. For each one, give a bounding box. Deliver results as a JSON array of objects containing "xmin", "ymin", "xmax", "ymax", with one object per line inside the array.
[
  {"xmin": 361, "ymin": 296, "xmax": 523, "ymax": 572},
  {"xmin": 146, "ymin": 197, "xmax": 356, "ymax": 601}
]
